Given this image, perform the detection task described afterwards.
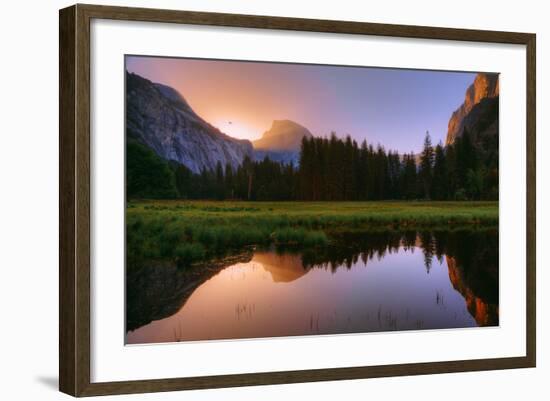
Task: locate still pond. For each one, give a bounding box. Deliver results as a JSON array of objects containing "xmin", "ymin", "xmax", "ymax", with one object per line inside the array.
[{"xmin": 126, "ymin": 230, "xmax": 498, "ymax": 344}]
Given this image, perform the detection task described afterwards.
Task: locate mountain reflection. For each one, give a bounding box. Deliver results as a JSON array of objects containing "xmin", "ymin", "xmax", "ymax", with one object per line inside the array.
[
  {"xmin": 126, "ymin": 230, "xmax": 498, "ymax": 342},
  {"xmin": 253, "ymin": 252, "xmax": 307, "ymax": 282},
  {"xmin": 298, "ymin": 230, "xmax": 499, "ymax": 327}
]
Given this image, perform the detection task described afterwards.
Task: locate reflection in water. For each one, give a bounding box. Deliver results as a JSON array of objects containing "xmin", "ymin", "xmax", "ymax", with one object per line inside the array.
[
  {"xmin": 253, "ymin": 252, "xmax": 307, "ymax": 283},
  {"xmin": 126, "ymin": 230, "xmax": 498, "ymax": 344}
]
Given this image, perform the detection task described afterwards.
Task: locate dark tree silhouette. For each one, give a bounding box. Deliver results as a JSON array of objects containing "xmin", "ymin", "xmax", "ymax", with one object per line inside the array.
[
  {"xmin": 128, "ymin": 128, "xmax": 498, "ymax": 201},
  {"xmin": 419, "ymin": 131, "xmax": 434, "ymax": 199},
  {"xmin": 432, "ymin": 142, "xmax": 448, "ymax": 200}
]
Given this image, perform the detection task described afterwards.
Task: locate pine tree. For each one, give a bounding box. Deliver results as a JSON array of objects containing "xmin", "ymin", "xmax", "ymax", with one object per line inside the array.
[
  {"xmin": 214, "ymin": 161, "xmax": 225, "ymax": 199},
  {"xmin": 419, "ymin": 131, "xmax": 434, "ymax": 199},
  {"xmin": 343, "ymin": 136, "xmax": 355, "ymax": 200},
  {"xmin": 151, "ymin": 120, "xmax": 496, "ymax": 202},
  {"xmin": 224, "ymin": 162, "xmax": 234, "ymax": 199},
  {"xmin": 357, "ymin": 140, "xmax": 369, "ymax": 200},
  {"xmin": 240, "ymin": 155, "xmax": 254, "ymax": 200},
  {"xmin": 445, "ymin": 143, "xmax": 458, "ymax": 199},
  {"xmin": 402, "ymin": 153, "xmax": 418, "ymax": 199},
  {"xmin": 432, "ymin": 142, "xmax": 448, "ymax": 200}
]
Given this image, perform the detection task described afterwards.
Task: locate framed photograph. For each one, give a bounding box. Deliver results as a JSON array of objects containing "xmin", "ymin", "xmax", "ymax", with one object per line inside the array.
[{"xmin": 59, "ymin": 4, "xmax": 536, "ymax": 397}]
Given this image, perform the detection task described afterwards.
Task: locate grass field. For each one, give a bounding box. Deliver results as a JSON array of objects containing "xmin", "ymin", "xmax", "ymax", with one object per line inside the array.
[{"xmin": 126, "ymin": 200, "xmax": 498, "ymax": 268}]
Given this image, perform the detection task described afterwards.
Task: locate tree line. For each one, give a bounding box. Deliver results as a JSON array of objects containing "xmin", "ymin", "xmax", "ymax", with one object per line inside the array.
[
  {"xmin": 127, "ymin": 129, "xmax": 498, "ymax": 201},
  {"xmin": 296, "ymin": 129, "xmax": 497, "ymax": 201}
]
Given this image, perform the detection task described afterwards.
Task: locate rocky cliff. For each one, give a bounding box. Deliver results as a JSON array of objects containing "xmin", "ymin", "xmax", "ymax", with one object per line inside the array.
[
  {"xmin": 446, "ymin": 256, "xmax": 499, "ymax": 326},
  {"xmin": 252, "ymin": 120, "xmax": 313, "ymax": 165},
  {"xmin": 126, "ymin": 71, "xmax": 253, "ymax": 174},
  {"xmin": 446, "ymin": 73, "xmax": 499, "ymax": 145},
  {"xmin": 253, "ymin": 120, "xmax": 313, "ymax": 151},
  {"xmin": 126, "ymin": 252, "xmax": 253, "ymax": 332}
]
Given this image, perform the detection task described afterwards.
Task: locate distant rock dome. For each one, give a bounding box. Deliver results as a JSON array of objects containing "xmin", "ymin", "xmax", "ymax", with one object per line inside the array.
[{"xmin": 253, "ymin": 120, "xmax": 313, "ymax": 151}]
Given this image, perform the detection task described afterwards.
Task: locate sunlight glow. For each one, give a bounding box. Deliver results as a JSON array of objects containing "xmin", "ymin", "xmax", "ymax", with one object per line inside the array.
[{"xmin": 213, "ymin": 119, "xmax": 262, "ymax": 141}]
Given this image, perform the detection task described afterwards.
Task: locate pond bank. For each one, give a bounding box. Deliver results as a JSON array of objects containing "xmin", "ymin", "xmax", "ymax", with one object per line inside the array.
[
  {"xmin": 126, "ymin": 200, "xmax": 498, "ymax": 267},
  {"xmin": 127, "ymin": 229, "xmax": 499, "ymax": 343}
]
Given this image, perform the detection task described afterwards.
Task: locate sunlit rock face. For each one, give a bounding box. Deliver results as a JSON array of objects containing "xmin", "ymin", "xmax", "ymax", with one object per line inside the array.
[
  {"xmin": 252, "ymin": 120, "xmax": 313, "ymax": 166},
  {"xmin": 126, "ymin": 71, "xmax": 253, "ymax": 173},
  {"xmin": 252, "ymin": 252, "xmax": 307, "ymax": 283},
  {"xmin": 446, "ymin": 256, "xmax": 499, "ymax": 326},
  {"xmin": 253, "ymin": 120, "xmax": 313, "ymax": 151},
  {"xmin": 446, "ymin": 73, "xmax": 499, "ymax": 146}
]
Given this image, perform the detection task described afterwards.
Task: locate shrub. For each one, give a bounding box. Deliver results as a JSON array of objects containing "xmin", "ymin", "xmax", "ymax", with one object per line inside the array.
[
  {"xmin": 273, "ymin": 228, "xmax": 307, "ymax": 245},
  {"xmin": 174, "ymin": 243, "xmax": 205, "ymax": 267},
  {"xmin": 304, "ymin": 231, "xmax": 329, "ymax": 247}
]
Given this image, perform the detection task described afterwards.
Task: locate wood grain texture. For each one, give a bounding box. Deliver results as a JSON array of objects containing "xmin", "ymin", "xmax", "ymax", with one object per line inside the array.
[
  {"xmin": 59, "ymin": 5, "xmax": 76, "ymax": 396},
  {"xmin": 77, "ymin": 356, "xmax": 534, "ymax": 396},
  {"xmin": 59, "ymin": 3, "xmax": 536, "ymax": 397},
  {"xmin": 525, "ymin": 34, "xmax": 536, "ymax": 367},
  {"xmin": 78, "ymin": 3, "xmax": 533, "ymax": 44},
  {"xmin": 75, "ymin": 4, "xmax": 92, "ymax": 396}
]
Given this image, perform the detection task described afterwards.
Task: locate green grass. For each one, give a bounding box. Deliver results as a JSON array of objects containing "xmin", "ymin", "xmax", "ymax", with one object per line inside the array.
[{"xmin": 126, "ymin": 200, "xmax": 498, "ymax": 267}]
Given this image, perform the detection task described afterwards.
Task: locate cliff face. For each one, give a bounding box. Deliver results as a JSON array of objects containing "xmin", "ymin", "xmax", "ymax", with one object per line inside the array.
[
  {"xmin": 126, "ymin": 72, "xmax": 253, "ymax": 174},
  {"xmin": 253, "ymin": 120, "xmax": 313, "ymax": 151},
  {"xmin": 445, "ymin": 256, "xmax": 499, "ymax": 326},
  {"xmin": 126, "ymin": 252, "xmax": 253, "ymax": 332},
  {"xmin": 446, "ymin": 73, "xmax": 499, "ymax": 145},
  {"xmin": 252, "ymin": 120, "xmax": 313, "ymax": 165},
  {"xmin": 252, "ymin": 252, "xmax": 307, "ymax": 283}
]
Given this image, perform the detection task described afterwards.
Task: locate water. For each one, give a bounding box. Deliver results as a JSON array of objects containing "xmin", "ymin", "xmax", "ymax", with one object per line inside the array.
[{"xmin": 126, "ymin": 230, "xmax": 498, "ymax": 344}]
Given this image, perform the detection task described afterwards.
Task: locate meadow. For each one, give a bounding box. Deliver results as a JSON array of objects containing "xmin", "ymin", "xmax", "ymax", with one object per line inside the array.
[{"xmin": 126, "ymin": 200, "xmax": 498, "ymax": 268}]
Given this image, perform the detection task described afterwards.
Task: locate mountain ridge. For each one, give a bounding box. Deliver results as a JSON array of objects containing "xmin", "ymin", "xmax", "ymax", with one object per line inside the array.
[
  {"xmin": 252, "ymin": 119, "xmax": 314, "ymax": 166},
  {"xmin": 446, "ymin": 73, "xmax": 499, "ymax": 146},
  {"xmin": 253, "ymin": 120, "xmax": 313, "ymax": 151},
  {"xmin": 126, "ymin": 71, "xmax": 253, "ymax": 174}
]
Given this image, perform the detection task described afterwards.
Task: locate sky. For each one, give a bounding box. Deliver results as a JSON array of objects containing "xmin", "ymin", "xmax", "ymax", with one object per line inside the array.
[{"xmin": 126, "ymin": 56, "xmax": 476, "ymax": 154}]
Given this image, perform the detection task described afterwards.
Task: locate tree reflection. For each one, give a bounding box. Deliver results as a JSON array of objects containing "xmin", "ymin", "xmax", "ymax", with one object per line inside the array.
[
  {"xmin": 127, "ymin": 229, "xmax": 498, "ymax": 333},
  {"xmin": 298, "ymin": 229, "xmax": 498, "ymax": 326}
]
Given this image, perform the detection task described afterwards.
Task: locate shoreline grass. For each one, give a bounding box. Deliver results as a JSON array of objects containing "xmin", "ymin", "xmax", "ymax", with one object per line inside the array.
[{"xmin": 127, "ymin": 200, "xmax": 498, "ymax": 268}]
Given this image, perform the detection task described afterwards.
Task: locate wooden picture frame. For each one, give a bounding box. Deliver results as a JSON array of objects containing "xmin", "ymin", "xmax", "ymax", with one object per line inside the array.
[{"xmin": 59, "ymin": 3, "xmax": 536, "ymax": 397}]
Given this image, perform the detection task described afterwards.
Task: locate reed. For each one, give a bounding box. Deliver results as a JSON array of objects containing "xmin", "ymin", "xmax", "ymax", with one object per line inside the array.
[{"xmin": 126, "ymin": 200, "xmax": 498, "ymax": 267}]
